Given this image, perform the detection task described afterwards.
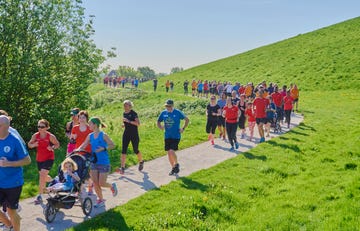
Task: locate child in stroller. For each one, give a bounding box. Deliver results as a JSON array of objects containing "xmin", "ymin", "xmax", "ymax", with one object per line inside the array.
[
  {"xmin": 46, "ymin": 157, "xmax": 80, "ymax": 193},
  {"xmin": 43, "ymin": 151, "xmax": 93, "ymax": 223},
  {"xmin": 266, "ymin": 96, "xmax": 281, "ymax": 135}
]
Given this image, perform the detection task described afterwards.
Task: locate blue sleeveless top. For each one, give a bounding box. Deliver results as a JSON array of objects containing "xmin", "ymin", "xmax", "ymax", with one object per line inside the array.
[{"xmin": 90, "ymin": 131, "xmax": 109, "ymax": 165}]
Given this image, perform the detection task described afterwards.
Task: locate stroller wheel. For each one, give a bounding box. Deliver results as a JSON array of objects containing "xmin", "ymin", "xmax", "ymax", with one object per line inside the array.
[
  {"xmin": 82, "ymin": 197, "xmax": 93, "ymax": 216},
  {"xmin": 44, "ymin": 203, "xmax": 57, "ymax": 223}
]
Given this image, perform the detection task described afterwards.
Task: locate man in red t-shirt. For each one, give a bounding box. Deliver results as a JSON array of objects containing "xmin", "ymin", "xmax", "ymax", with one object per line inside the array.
[{"xmin": 253, "ymin": 90, "xmax": 269, "ymax": 143}]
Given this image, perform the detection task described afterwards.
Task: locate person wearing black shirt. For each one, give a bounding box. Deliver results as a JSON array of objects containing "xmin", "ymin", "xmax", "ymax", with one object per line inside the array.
[
  {"xmin": 118, "ymin": 100, "xmax": 144, "ymax": 174},
  {"xmin": 206, "ymin": 96, "xmax": 221, "ymax": 145}
]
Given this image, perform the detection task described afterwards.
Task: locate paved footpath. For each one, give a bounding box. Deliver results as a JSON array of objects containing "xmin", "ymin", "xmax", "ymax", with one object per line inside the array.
[{"xmin": 17, "ymin": 113, "xmax": 303, "ymax": 231}]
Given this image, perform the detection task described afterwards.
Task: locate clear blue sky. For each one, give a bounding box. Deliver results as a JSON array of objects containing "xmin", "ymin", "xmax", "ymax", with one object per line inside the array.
[{"xmin": 82, "ymin": 0, "xmax": 359, "ymax": 73}]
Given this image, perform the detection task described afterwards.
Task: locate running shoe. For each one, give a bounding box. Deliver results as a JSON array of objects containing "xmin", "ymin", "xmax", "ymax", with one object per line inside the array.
[
  {"xmin": 138, "ymin": 161, "xmax": 144, "ymax": 171},
  {"xmin": 235, "ymin": 142, "xmax": 239, "ymax": 149},
  {"xmin": 94, "ymin": 199, "xmax": 105, "ymax": 208},
  {"xmin": 173, "ymin": 163, "xmax": 180, "ymax": 174},
  {"xmin": 259, "ymin": 137, "xmax": 265, "ymax": 143},
  {"xmin": 229, "ymin": 146, "xmax": 235, "ymax": 151},
  {"xmin": 169, "ymin": 168, "xmax": 175, "ymax": 176},
  {"xmin": 211, "ymin": 140, "xmax": 215, "ymax": 145},
  {"xmin": 111, "ymin": 183, "xmax": 118, "ymax": 197},
  {"xmin": 34, "ymin": 195, "xmax": 42, "ymax": 205},
  {"xmin": 116, "ymin": 167, "xmax": 125, "ymax": 175}
]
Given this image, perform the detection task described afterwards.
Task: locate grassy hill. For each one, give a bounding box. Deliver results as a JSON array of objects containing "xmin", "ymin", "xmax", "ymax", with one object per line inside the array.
[
  {"xmin": 142, "ymin": 16, "xmax": 360, "ymax": 93},
  {"xmin": 66, "ymin": 17, "xmax": 360, "ymax": 230}
]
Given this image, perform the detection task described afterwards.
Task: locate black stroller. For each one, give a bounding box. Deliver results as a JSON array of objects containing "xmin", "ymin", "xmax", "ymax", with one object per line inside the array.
[{"xmin": 43, "ymin": 151, "xmax": 93, "ymax": 223}]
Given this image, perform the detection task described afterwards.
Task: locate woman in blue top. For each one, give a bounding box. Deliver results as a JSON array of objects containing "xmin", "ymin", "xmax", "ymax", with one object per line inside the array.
[{"xmin": 76, "ymin": 117, "xmax": 117, "ymax": 208}]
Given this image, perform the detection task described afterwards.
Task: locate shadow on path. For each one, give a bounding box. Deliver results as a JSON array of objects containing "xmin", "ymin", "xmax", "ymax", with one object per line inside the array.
[{"xmin": 121, "ymin": 172, "xmax": 158, "ymax": 191}]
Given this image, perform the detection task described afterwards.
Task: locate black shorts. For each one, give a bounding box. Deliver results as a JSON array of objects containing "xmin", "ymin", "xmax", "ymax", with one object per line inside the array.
[
  {"xmin": 122, "ymin": 134, "xmax": 140, "ymax": 154},
  {"xmin": 37, "ymin": 159, "xmax": 54, "ymax": 171},
  {"xmin": 266, "ymin": 117, "xmax": 275, "ymax": 124},
  {"xmin": 0, "ymin": 185, "xmax": 22, "ymax": 210},
  {"xmin": 164, "ymin": 138, "xmax": 180, "ymax": 151},
  {"xmin": 293, "ymin": 98, "xmax": 299, "ymax": 103},
  {"xmin": 256, "ymin": 118, "xmax": 267, "ymax": 125}
]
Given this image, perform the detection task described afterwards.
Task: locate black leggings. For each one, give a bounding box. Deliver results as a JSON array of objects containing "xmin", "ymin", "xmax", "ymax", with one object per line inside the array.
[
  {"xmin": 226, "ymin": 122, "xmax": 238, "ymax": 147},
  {"xmin": 122, "ymin": 134, "xmax": 140, "ymax": 154},
  {"xmin": 284, "ymin": 110, "xmax": 291, "ymax": 125}
]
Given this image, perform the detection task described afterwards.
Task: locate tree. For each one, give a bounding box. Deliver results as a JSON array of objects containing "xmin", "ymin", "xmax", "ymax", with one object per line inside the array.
[
  {"xmin": 117, "ymin": 66, "xmax": 142, "ymax": 78},
  {"xmin": 170, "ymin": 67, "xmax": 184, "ymax": 74},
  {"xmin": 0, "ymin": 0, "xmax": 104, "ymax": 141},
  {"xmin": 137, "ymin": 66, "xmax": 156, "ymax": 80}
]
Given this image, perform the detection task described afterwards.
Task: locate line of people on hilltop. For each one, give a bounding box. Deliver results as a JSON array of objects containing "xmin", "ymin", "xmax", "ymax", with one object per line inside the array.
[
  {"xmin": 103, "ymin": 76, "xmax": 144, "ymax": 88},
  {"xmin": 205, "ymin": 81, "xmax": 299, "ymax": 150},
  {"xmin": 181, "ymin": 79, "xmax": 299, "ymax": 108}
]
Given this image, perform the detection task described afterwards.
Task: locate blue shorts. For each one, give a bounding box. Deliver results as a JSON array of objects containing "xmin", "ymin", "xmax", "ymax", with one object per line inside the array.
[{"xmin": 90, "ymin": 164, "xmax": 110, "ymax": 173}]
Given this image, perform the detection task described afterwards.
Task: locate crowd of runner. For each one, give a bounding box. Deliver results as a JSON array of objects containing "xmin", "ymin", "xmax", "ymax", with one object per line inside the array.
[{"xmin": 0, "ymin": 79, "xmax": 299, "ymax": 230}]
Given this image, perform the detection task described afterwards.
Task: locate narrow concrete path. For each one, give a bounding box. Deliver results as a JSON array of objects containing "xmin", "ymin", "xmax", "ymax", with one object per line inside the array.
[{"xmin": 18, "ymin": 113, "xmax": 303, "ymax": 231}]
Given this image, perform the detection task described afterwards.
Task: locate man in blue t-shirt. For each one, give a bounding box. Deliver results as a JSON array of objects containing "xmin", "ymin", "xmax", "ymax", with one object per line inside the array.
[
  {"xmin": 0, "ymin": 115, "xmax": 31, "ymax": 231},
  {"xmin": 157, "ymin": 99, "xmax": 189, "ymax": 175}
]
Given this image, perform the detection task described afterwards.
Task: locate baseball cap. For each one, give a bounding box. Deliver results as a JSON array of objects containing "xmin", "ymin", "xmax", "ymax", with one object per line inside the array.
[
  {"xmin": 164, "ymin": 99, "xmax": 174, "ymax": 106},
  {"xmin": 70, "ymin": 108, "xmax": 80, "ymax": 115}
]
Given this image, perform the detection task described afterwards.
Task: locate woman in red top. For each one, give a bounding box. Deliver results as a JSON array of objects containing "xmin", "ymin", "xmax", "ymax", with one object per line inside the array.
[
  {"xmin": 71, "ymin": 110, "xmax": 92, "ymax": 155},
  {"xmin": 70, "ymin": 110, "xmax": 94, "ymax": 194},
  {"xmin": 222, "ymin": 97, "xmax": 240, "ymax": 151},
  {"xmin": 283, "ymin": 91, "xmax": 294, "ymax": 128},
  {"xmin": 28, "ymin": 119, "xmax": 60, "ymax": 204}
]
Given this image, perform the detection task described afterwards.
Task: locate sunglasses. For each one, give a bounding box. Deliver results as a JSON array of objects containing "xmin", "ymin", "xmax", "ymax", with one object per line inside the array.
[{"xmin": 37, "ymin": 125, "xmax": 46, "ymax": 129}]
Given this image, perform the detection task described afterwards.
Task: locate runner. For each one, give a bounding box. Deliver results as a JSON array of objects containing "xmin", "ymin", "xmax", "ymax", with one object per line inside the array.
[
  {"xmin": 76, "ymin": 117, "xmax": 118, "ymax": 208},
  {"xmin": 28, "ymin": 119, "xmax": 60, "ymax": 204},
  {"xmin": 118, "ymin": 100, "xmax": 144, "ymax": 175},
  {"xmin": 70, "ymin": 110, "xmax": 94, "ymax": 194},
  {"xmin": 0, "ymin": 115, "xmax": 31, "ymax": 231},
  {"xmin": 206, "ymin": 96, "xmax": 220, "ymax": 145},
  {"xmin": 253, "ymin": 90, "xmax": 269, "ymax": 143},
  {"xmin": 222, "ymin": 97, "xmax": 240, "ymax": 151},
  {"xmin": 217, "ymin": 93, "xmax": 227, "ymax": 140},
  {"xmin": 283, "ymin": 91, "xmax": 294, "ymax": 128},
  {"xmin": 157, "ymin": 99, "xmax": 189, "ymax": 175},
  {"xmin": 238, "ymin": 94, "xmax": 247, "ymax": 139},
  {"xmin": 245, "ymin": 102, "xmax": 256, "ymax": 142}
]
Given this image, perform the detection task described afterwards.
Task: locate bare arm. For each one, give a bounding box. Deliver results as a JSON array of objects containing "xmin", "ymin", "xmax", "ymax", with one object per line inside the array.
[
  {"xmin": 49, "ymin": 134, "xmax": 60, "ymax": 150},
  {"xmin": 0, "ymin": 155, "xmax": 31, "ymax": 167},
  {"xmin": 157, "ymin": 121, "xmax": 164, "ymax": 130},
  {"xmin": 28, "ymin": 134, "xmax": 38, "ymax": 149},
  {"xmin": 69, "ymin": 171, "xmax": 80, "ymax": 182},
  {"xmin": 180, "ymin": 117, "xmax": 190, "ymax": 133}
]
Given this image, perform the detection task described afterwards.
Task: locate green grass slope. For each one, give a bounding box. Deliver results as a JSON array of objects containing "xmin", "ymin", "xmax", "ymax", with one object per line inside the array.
[
  {"xmin": 67, "ymin": 17, "xmax": 360, "ymax": 230},
  {"xmin": 143, "ymin": 16, "xmax": 360, "ymax": 93}
]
